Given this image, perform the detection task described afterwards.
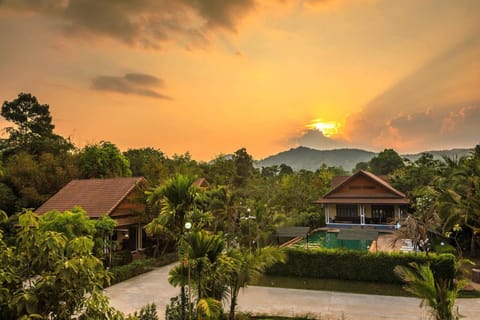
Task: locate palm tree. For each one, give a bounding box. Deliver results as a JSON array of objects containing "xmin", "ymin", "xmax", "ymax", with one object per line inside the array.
[
  {"xmin": 146, "ymin": 174, "xmax": 197, "ymax": 244},
  {"xmin": 225, "ymin": 246, "xmax": 286, "ymax": 320},
  {"xmin": 394, "ymin": 262, "xmax": 466, "ymax": 320},
  {"xmin": 168, "ymin": 230, "xmax": 235, "ymax": 319},
  {"xmin": 437, "ymin": 146, "xmax": 480, "ymax": 256}
]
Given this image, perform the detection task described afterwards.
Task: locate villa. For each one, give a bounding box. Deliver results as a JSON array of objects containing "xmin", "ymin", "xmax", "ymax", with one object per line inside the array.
[
  {"xmin": 314, "ymin": 170, "xmax": 409, "ymax": 230},
  {"xmin": 36, "ymin": 177, "xmax": 147, "ymax": 253}
]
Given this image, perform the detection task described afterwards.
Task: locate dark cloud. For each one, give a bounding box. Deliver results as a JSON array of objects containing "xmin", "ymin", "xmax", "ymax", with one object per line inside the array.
[
  {"xmin": 184, "ymin": 0, "xmax": 255, "ymax": 31},
  {"xmin": 290, "ymin": 129, "xmax": 348, "ymax": 150},
  {"xmin": 91, "ymin": 73, "xmax": 172, "ymax": 100},
  {"xmin": 0, "ymin": 0, "xmax": 257, "ymax": 48}
]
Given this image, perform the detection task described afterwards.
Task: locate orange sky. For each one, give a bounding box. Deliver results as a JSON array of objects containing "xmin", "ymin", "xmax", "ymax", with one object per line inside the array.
[{"xmin": 1, "ymin": 0, "xmax": 479, "ymax": 160}]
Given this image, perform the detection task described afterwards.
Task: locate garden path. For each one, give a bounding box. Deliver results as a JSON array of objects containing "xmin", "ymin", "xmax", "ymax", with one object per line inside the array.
[{"xmin": 105, "ymin": 263, "xmax": 480, "ymax": 319}]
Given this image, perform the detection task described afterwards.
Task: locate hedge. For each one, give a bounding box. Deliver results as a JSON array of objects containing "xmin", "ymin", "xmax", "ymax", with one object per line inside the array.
[
  {"xmin": 266, "ymin": 247, "xmax": 456, "ymax": 284},
  {"xmin": 109, "ymin": 253, "xmax": 178, "ymax": 285}
]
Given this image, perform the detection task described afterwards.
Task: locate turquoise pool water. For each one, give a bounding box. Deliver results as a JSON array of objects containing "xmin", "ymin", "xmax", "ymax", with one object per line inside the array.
[{"xmin": 293, "ymin": 231, "xmax": 372, "ymax": 251}]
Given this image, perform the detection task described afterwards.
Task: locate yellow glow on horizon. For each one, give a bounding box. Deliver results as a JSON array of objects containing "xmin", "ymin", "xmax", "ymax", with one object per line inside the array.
[{"xmin": 307, "ymin": 120, "xmax": 342, "ymax": 137}]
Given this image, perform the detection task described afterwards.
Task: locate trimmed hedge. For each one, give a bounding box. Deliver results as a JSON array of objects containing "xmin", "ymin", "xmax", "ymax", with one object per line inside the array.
[
  {"xmin": 110, "ymin": 259, "xmax": 156, "ymax": 285},
  {"xmin": 266, "ymin": 247, "xmax": 456, "ymax": 284},
  {"xmin": 109, "ymin": 253, "xmax": 178, "ymax": 285}
]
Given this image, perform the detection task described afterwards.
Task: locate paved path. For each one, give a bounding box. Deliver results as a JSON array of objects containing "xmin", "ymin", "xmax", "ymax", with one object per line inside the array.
[{"xmin": 105, "ymin": 264, "xmax": 480, "ymax": 319}]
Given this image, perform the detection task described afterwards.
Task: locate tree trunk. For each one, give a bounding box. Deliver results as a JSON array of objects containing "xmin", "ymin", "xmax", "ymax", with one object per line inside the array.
[
  {"xmin": 470, "ymin": 231, "xmax": 476, "ymax": 257},
  {"xmin": 180, "ymin": 285, "xmax": 187, "ymax": 320},
  {"xmin": 153, "ymin": 239, "xmax": 160, "ymax": 258},
  {"xmin": 228, "ymin": 294, "xmax": 237, "ymax": 320},
  {"xmin": 228, "ymin": 288, "xmax": 239, "ymax": 320}
]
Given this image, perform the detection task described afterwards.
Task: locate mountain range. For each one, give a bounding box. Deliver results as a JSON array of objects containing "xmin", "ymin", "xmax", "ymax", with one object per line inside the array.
[{"xmin": 255, "ymin": 146, "xmax": 472, "ymax": 172}]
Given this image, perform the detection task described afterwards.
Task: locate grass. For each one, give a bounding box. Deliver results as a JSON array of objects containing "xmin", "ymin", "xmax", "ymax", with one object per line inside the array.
[{"xmin": 253, "ymin": 275, "xmax": 480, "ymax": 298}]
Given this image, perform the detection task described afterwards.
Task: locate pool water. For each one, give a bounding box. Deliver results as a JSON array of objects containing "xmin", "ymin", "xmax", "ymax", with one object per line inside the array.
[{"xmin": 293, "ymin": 231, "xmax": 372, "ymax": 251}]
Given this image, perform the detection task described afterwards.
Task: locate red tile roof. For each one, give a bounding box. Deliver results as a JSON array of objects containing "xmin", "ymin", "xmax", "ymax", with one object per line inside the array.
[{"xmin": 36, "ymin": 177, "xmax": 145, "ymax": 218}]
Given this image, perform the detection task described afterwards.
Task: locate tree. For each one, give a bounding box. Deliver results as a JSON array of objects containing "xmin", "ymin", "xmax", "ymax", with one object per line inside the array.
[
  {"xmin": 395, "ymin": 262, "xmax": 466, "ymax": 320},
  {"xmin": 0, "ymin": 92, "xmax": 73, "ymax": 157},
  {"xmin": 124, "ymin": 147, "xmax": 168, "ymax": 184},
  {"xmin": 438, "ymin": 146, "xmax": 480, "ymax": 257},
  {"xmin": 39, "ymin": 208, "xmax": 117, "ymax": 265},
  {"xmin": 5, "ymin": 151, "xmax": 80, "ymax": 210},
  {"xmin": 0, "ymin": 209, "xmax": 125, "ymax": 319},
  {"xmin": 79, "ymin": 141, "xmax": 132, "ymax": 178},
  {"xmin": 233, "ymin": 148, "xmax": 254, "ymax": 187},
  {"xmin": 369, "ymin": 148, "xmax": 404, "ymax": 175},
  {"xmin": 225, "ymin": 247, "xmax": 286, "ymax": 320}
]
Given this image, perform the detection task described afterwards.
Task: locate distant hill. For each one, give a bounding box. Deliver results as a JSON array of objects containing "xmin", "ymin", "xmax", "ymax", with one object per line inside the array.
[{"xmin": 255, "ymin": 146, "xmax": 472, "ymax": 172}]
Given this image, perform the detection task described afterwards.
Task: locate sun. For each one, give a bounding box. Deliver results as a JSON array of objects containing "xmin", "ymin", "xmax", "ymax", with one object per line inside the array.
[{"xmin": 307, "ymin": 119, "xmax": 342, "ymax": 137}]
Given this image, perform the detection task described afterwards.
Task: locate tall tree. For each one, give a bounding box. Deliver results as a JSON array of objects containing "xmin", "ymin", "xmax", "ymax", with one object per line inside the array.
[
  {"xmin": 233, "ymin": 148, "xmax": 254, "ymax": 187},
  {"xmin": 0, "ymin": 92, "xmax": 73, "ymax": 157},
  {"xmin": 124, "ymin": 147, "xmax": 168, "ymax": 184},
  {"xmin": 438, "ymin": 146, "xmax": 480, "ymax": 256},
  {"xmin": 79, "ymin": 141, "xmax": 132, "ymax": 178},
  {"xmin": 145, "ymin": 174, "xmax": 198, "ymax": 244},
  {"xmin": 225, "ymin": 247, "xmax": 286, "ymax": 320},
  {"xmin": 369, "ymin": 148, "xmax": 405, "ymax": 175}
]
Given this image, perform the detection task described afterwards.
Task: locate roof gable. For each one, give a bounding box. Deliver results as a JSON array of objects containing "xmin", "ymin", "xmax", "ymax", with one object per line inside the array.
[
  {"xmin": 36, "ymin": 177, "xmax": 146, "ymax": 218},
  {"xmin": 323, "ymin": 170, "xmax": 406, "ymax": 199}
]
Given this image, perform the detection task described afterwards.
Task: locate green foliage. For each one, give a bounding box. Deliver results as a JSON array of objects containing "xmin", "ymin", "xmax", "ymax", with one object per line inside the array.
[
  {"xmin": 39, "ymin": 207, "xmax": 96, "ymax": 238},
  {"xmin": 124, "ymin": 147, "xmax": 168, "ymax": 184},
  {"xmin": 395, "ymin": 262, "xmax": 465, "ymax": 320},
  {"xmin": 0, "ymin": 92, "xmax": 73, "ymax": 157},
  {"xmin": 39, "ymin": 208, "xmax": 117, "ymax": 261},
  {"xmin": 369, "ymin": 148, "xmax": 404, "ymax": 175},
  {"xmin": 132, "ymin": 303, "xmax": 159, "ymax": 320},
  {"xmin": 79, "ymin": 141, "xmax": 132, "ymax": 178},
  {"xmin": 5, "ymin": 151, "xmax": 80, "ymax": 210},
  {"xmin": 0, "ymin": 209, "xmax": 124, "ymax": 319},
  {"xmin": 110, "ymin": 259, "xmax": 156, "ymax": 285},
  {"xmin": 266, "ymin": 248, "xmax": 456, "ymax": 284},
  {"xmin": 146, "ymin": 174, "xmax": 198, "ymax": 243}
]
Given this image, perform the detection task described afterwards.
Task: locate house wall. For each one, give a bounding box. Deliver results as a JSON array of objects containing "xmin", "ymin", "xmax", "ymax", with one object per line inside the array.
[
  {"xmin": 327, "ymin": 203, "xmax": 404, "ymax": 224},
  {"xmin": 110, "ymin": 190, "xmax": 146, "ymax": 218},
  {"xmin": 332, "ymin": 175, "xmax": 390, "ymax": 196}
]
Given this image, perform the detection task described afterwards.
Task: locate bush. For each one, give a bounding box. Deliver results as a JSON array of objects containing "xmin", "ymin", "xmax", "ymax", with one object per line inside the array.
[
  {"xmin": 108, "ymin": 253, "xmax": 178, "ymax": 285},
  {"xmin": 110, "ymin": 259, "xmax": 156, "ymax": 285},
  {"xmin": 133, "ymin": 303, "xmax": 159, "ymax": 320},
  {"xmin": 266, "ymin": 247, "xmax": 456, "ymax": 284},
  {"xmin": 111, "ymin": 249, "xmax": 133, "ymax": 267}
]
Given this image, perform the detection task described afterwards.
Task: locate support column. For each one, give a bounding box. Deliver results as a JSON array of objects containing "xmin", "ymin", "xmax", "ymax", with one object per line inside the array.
[{"xmin": 137, "ymin": 224, "xmax": 143, "ymax": 250}]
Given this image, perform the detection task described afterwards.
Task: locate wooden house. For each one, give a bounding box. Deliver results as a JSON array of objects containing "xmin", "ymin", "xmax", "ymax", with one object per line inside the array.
[
  {"xmin": 314, "ymin": 170, "xmax": 409, "ymax": 230},
  {"xmin": 36, "ymin": 177, "xmax": 147, "ymax": 252}
]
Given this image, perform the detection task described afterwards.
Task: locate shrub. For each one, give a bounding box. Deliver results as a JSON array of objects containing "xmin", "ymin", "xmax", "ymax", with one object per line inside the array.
[
  {"xmin": 111, "ymin": 249, "xmax": 133, "ymax": 267},
  {"xmin": 110, "ymin": 258, "xmax": 156, "ymax": 285},
  {"xmin": 266, "ymin": 247, "xmax": 456, "ymax": 284},
  {"xmin": 108, "ymin": 253, "xmax": 178, "ymax": 285},
  {"xmin": 133, "ymin": 303, "xmax": 159, "ymax": 320}
]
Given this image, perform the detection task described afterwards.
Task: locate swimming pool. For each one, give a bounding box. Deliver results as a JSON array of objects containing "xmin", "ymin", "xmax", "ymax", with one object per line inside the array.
[{"xmin": 292, "ymin": 230, "xmax": 373, "ymax": 251}]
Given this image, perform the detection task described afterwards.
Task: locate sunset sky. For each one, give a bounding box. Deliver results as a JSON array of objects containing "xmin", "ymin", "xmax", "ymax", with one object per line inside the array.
[{"xmin": 1, "ymin": 0, "xmax": 479, "ymax": 161}]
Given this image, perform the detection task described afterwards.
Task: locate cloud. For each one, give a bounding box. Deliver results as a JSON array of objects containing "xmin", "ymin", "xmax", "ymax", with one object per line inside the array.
[
  {"xmin": 342, "ymin": 30, "xmax": 480, "ymax": 152},
  {"xmin": 91, "ymin": 73, "xmax": 172, "ymax": 99},
  {"xmin": 0, "ymin": 0, "xmax": 258, "ymax": 49},
  {"xmin": 289, "ymin": 129, "xmax": 348, "ymax": 150}
]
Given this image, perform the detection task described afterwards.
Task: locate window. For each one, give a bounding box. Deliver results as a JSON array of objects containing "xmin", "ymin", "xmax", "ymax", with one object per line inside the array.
[
  {"xmin": 336, "ymin": 204, "xmax": 358, "ymax": 218},
  {"xmin": 371, "ymin": 205, "xmax": 394, "ymax": 224}
]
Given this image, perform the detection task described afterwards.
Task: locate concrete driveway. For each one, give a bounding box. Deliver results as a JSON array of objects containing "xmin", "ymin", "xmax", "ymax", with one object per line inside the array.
[{"xmin": 105, "ymin": 264, "xmax": 480, "ymax": 319}]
